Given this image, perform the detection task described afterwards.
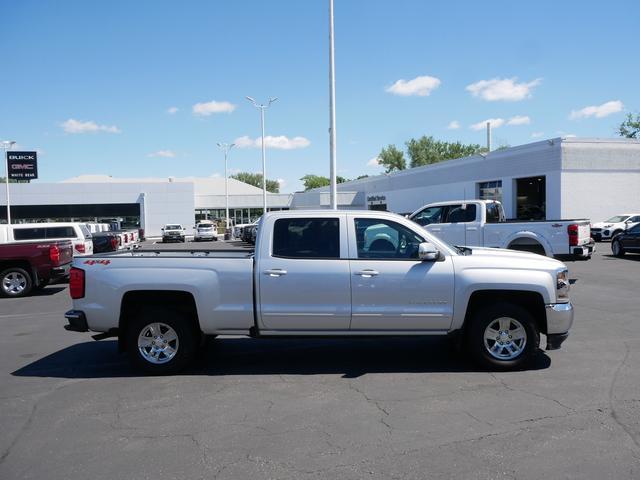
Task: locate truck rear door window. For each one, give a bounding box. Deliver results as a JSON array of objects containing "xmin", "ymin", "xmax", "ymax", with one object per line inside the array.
[
  {"xmin": 273, "ymin": 218, "xmax": 340, "ymax": 259},
  {"xmin": 444, "ymin": 204, "xmax": 476, "ymax": 223}
]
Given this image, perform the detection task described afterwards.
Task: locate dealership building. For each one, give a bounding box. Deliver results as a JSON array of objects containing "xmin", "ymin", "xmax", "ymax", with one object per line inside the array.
[
  {"xmin": 291, "ymin": 137, "xmax": 640, "ymax": 222},
  {"xmin": 0, "ymin": 175, "xmax": 292, "ymax": 237},
  {"xmin": 1, "ymin": 137, "xmax": 639, "ymax": 235}
]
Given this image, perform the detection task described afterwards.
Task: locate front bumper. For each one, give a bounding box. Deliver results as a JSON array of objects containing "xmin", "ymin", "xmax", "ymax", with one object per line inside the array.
[
  {"xmin": 64, "ymin": 310, "xmax": 89, "ymax": 332},
  {"xmin": 545, "ymin": 302, "xmax": 573, "ymax": 335}
]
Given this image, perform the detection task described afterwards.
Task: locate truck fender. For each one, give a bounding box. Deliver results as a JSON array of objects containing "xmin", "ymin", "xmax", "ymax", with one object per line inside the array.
[{"xmin": 501, "ymin": 231, "xmax": 552, "ymax": 257}]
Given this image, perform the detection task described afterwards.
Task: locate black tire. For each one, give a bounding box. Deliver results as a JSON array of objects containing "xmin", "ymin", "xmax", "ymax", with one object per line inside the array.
[
  {"xmin": 0, "ymin": 267, "xmax": 33, "ymax": 298},
  {"xmin": 125, "ymin": 308, "xmax": 199, "ymax": 375},
  {"xmin": 612, "ymin": 239, "xmax": 625, "ymax": 257},
  {"xmin": 467, "ymin": 302, "xmax": 540, "ymax": 371}
]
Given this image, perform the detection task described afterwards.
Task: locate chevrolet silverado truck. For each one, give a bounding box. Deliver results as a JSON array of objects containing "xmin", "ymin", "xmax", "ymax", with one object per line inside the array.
[
  {"xmin": 1, "ymin": 240, "xmax": 73, "ymax": 297},
  {"xmin": 409, "ymin": 200, "xmax": 594, "ymax": 259},
  {"xmin": 64, "ymin": 210, "xmax": 573, "ymax": 374}
]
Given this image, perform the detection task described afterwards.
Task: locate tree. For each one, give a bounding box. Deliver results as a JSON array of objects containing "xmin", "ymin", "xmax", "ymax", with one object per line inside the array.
[
  {"xmin": 300, "ymin": 174, "xmax": 348, "ymax": 191},
  {"xmin": 618, "ymin": 113, "xmax": 640, "ymax": 138},
  {"xmin": 405, "ymin": 136, "xmax": 482, "ymax": 168},
  {"xmin": 377, "ymin": 144, "xmax": 406, "ymax": 173},
  {"xmin": 230, "ymin": 172, "xmax": 280, "ymax": 193}
]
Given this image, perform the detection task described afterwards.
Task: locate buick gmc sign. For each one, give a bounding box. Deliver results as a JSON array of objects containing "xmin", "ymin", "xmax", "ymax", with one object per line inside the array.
[{"xmin": 7, "ymin": 152, "xmax": 38, "ymax": 179}]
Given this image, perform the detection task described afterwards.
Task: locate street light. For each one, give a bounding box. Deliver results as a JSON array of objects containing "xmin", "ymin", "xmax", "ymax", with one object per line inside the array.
[
  {"xmin": 216, "ymin": 142, "xmax": 235, "ymax": 236},
  {"xmin": 1, "ymin": 140, "xmax": 16, "ymax": 224},
  {"xmin": 328, "ymin": 0, "xmax": 338, "ymax": 210},
  {"xmin": 245, "ymin": 96, "xmax": 277, "ymax": 215}
]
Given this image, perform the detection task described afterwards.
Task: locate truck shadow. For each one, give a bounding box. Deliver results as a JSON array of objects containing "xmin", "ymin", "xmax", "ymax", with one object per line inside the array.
[{"xmin": 12, "ymin": 337, "xmax": 551, "ymax": 379}]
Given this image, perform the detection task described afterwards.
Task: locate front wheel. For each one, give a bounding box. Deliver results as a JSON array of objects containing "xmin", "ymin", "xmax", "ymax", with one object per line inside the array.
[
  {"xmin": 467, "ymin": 302, "xmax": 539, "ymax": 370},
  {"xmin": 612, "ymin": 239, "xmax": 625, "ymax": 257},
  {"xmin": 126, "ymin": 309, "xmax": 199, "ymax": 374},
  {"xmin": 1, "ymin": 267, "xmax": 33, "ymax": 298}
]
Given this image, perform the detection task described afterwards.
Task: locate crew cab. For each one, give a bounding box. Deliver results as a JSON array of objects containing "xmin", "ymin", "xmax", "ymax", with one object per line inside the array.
[
  {"xmin": 0, "ymin": 222, "xmax": 93, "ymax": 256},
  {"xmin": 409, "ymin": 200, "xmax": 594, "ymax": 259},
  {"xmin": 591, "ymin": 213, "xmax": 640, "ymax": 242},
  {"xmin": 1, "ymin": 240, "xmax": 73, "ymax": 297},
  {"xmin": 162, "ymin": 224, "xmax": 186, "ymax": 243},
  {"xmin": 64, "ymin": 210, "xmax": 574, "ymax": 374}
]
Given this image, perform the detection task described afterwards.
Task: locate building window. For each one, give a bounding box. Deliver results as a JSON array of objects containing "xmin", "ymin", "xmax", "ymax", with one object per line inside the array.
[
  {"xmin": 516, "ymin": 176, "xmax": 546, "ymax": 220},
  {"xmin": 478, "ymin": 180, "xmax": 502, "ymax": 203}
]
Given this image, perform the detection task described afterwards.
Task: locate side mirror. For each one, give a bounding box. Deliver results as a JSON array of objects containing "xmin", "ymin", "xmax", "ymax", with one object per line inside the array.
[
  {"xmin": 161, "ymin": 228, "xmax": 164, "ymax": 231},
  {"xmin": 418, "ymin": 242, "xmax": 440, "ymax": 261}
]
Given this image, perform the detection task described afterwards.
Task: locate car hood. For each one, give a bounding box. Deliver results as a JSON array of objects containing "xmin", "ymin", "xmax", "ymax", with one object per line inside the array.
[
  {"xmin": 460, "ymin": 246, "xmax": 565, "ymax": 268},
  {"xmin": 591, "ymin": 222, "xmax": 618, "ymax": 229}
]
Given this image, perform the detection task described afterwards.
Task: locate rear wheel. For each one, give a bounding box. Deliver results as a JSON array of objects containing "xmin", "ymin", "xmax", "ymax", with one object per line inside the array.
[
  {"xmin": 126, "ymin": 309, "xmax": 199, "ymax": 374},
  {"xmin": 0, "ymin": 267, "xmax": 33, "ymax": 298},
  {"xmin": 612, "ymin": 239, "xmax": 625, "ymax": 257},
  {"xmin": 467, "ymin": 302, "xmax": 539, "ymax": 370}
]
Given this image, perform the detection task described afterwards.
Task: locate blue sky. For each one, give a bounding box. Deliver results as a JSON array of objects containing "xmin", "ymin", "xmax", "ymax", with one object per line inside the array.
[{"xmin": 1, "ymin": 0, "xmax": 638, "ymax": 192}]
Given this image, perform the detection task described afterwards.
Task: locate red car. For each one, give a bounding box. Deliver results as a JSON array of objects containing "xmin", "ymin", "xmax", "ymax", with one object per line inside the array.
[{"xmin": 0, "ymin": 240, "xmax": 73, "ymax": 297}]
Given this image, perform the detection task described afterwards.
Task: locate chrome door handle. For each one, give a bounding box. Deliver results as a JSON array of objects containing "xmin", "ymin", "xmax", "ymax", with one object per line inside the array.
[
  {"xmin": 355, "ymin": 269, "xmax": 379, "ymax": 278},
  {"xmin": 264, "ymin": 269, "xmax": 287, "ymax": 277}
]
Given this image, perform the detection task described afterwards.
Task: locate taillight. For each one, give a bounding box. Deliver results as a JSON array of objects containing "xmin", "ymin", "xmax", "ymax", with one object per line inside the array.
[
  {"xmin": 69, "ymin": 267, "xmax": 85, "ymax": 299},
  {"xmin": 49, "ymin": 245, "xmax": 60, "ymax": 264},
  {"xmin": 75, "ymin": 243, "xmax": 86, "ymax": 254},
  {"xmin": 124, "ymin": 233, "xmax": 128, "ymax": 242},
  {"xmin": 110, "ymin": 237, "xmax": 118, "ymax": 250},
  {"xmin": 568, "ymin": 224, "xmax": 579, "ymax": 246}
]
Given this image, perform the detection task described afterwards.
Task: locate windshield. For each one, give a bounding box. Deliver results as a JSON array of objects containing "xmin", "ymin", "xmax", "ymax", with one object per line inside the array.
[
  {"xmin": 605, "ymin": 216, "xmax": 628, "ymax": 223},
  {"xmin": 166, "ymin": 225, "xmax": 182, "ymax": 230}
]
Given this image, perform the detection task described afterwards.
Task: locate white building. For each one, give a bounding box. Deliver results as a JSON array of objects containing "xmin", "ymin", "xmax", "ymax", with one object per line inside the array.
[
  {"xmin": 291, "ymin": 137, "xmax": 640, "ymax": 222},
  {"xmin": 0, "ymin": 175, "xmax": 292, "ymax": 237}
]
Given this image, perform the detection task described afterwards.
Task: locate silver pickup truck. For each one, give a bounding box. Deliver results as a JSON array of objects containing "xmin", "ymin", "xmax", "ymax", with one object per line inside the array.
[{"xmin": 64, "ymin": 210, "xmax": 573, "ymax": 374}]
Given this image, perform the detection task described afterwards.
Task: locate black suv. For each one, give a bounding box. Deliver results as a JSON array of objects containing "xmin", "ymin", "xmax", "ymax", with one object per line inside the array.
[{"xmin": 611, "ymin": 223, "xmax": 640, "ymax": 257}]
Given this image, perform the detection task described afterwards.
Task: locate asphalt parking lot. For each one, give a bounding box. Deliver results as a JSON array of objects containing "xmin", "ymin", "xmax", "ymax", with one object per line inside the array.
[{"xmin": 1, "ymin": 246, "xmax": 638, "ymax": 479}]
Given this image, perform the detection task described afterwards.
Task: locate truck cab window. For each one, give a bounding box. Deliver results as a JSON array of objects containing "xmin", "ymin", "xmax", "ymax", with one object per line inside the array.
[
  {"xmin": 486, "ymin": 203, "xmax": 502, "ymax": 223},
  {"xmin": 272, "ymin": 218, "xmax": 340, "ymax": 259},
  {"xmin": 445, "ymin": 204, "xmax": 476, "ymax": 223},
  {"xmin": 355, "ymin": 218, "xmax": 424, "ymax": 260},
  {"xmin": 412, "ymin": 206, "xmax": 444, "ymax": 226}
]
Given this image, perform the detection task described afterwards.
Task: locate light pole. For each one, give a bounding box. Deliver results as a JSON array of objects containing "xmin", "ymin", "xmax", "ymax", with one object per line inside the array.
[
  {"xmin": 246, "ymin": 96, "xmax": 277, "ymax": 215},
  {"xmin": 328, "ymin": 0, "xmax": 338, "ymax": 210},
  {"xmin": 1, "ymin": 141, "xmax": 16, "ymax": 224},
  {"xmin": 216, "ymin": 142, "xmax": 235, "ymax": 236}
]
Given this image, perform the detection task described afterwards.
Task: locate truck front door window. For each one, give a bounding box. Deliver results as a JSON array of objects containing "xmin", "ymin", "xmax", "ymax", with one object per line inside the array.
[
  {"xmin": 355, "ymin": 218, "xmax": 424, "ymax": 260},
  {"xmin": 410, "ymin": 206, "xmax": 444, "ymax": 226}
]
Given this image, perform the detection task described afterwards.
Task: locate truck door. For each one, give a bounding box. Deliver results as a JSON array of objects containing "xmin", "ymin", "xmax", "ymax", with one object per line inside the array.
[
  {"xmin": 256, "ymin": 215, "xmax": 352, "ymax": 331},
  {"xmin": 443, "ymin": 203, "xmax": 481, "ymax": 247},
  {"xmin": 348, "ymin": 217, "xmax": 454, "ymax": 331}
]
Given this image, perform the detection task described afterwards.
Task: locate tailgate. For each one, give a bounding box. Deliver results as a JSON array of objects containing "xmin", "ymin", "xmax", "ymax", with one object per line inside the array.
[{"xmin": 576, "ymin": 221, "xmax": 591, "ymax": 245}]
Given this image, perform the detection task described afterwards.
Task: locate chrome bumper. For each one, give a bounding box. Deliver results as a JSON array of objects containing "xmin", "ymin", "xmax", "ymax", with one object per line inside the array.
[{"xmin": 545, "ymin": 302, "xmax": 573, "ymax": 335}]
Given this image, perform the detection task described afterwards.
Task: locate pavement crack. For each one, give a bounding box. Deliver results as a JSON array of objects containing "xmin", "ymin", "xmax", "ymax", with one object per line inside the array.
[
  {"xmin": 348, "ymin": 381, "xmax": 392, "ymax": 434},
  {"xmin": 489, "ymin": 372, "xmax": 574, "ymax": 411},
  {"xmin": 608, "ymin": 342, "xmax": 640, "ymax": 450}
]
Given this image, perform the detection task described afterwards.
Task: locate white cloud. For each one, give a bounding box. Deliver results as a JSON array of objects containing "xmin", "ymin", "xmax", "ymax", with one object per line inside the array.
[
  {"xmin": 167, "ymin": 107, "xmax": 179, "ymax": 114},
  {"xmin": 367, "ymin": 156, "xmax": 381, "ymax": 167},
  {"xmin": 233, "ymin": 135, "xmax": 310, "ymax": 150},
  {"xmin": 60, "ymin": 118, "xmax": 121, "ymax": 134},
  {"xmin": 470, "ymin": 118, "xmax": 505, "ymax": 131},
  {"xmin": 447, "ymin": 120, "xmax": 460, "ymax": 130},
  {"xmin": 507, "ymin": 115, "xmax": 531, "ymax": 126},
  {"xmin": 192, "ymin": 100, "xmax": 236, "ymax": 116},
  {"xmin": 386, "ymin": 75, "xmax": 441, "ymax": 97},
  {"xmin": 466, "ymin": 77, "xmax": 542, "ymax": 101},
  {"xmin": 531, "ymin": 131, "xmax": 544, "ymax": 138},
  {"xmin": 148, "ymin": 150, "xmax": 176, "ymax": 158},
  {"xmin": 569, "ymin": 100, "xmax": 624, "ymax": 119}
]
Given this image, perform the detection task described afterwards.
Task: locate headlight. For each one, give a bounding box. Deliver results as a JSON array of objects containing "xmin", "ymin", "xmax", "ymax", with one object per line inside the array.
[{"xmin": 556, "ymin": 269, "xmax": 569, "ymax": 301}]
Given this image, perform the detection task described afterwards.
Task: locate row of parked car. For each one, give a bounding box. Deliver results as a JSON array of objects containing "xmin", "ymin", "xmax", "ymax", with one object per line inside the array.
[
  {"xmin": 235, "ymin": 222, "xmax": 258, "ymax": 244},
  {"xmin": 0, "ymin": 221, "xmax": 142, "ymax": 298},
  {"xmin": 590, "ymin": 213, "xmax": 640, "ymax": 258}
]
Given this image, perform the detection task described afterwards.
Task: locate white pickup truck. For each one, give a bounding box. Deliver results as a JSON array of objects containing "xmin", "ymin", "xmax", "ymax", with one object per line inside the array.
[
  {"xmin": 64, "ymin": 210, "xmax": 573, "ymax": 374},
  {"xmin": 409, "ymin": 200, "xmax": 594, "ymax": 259}
]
